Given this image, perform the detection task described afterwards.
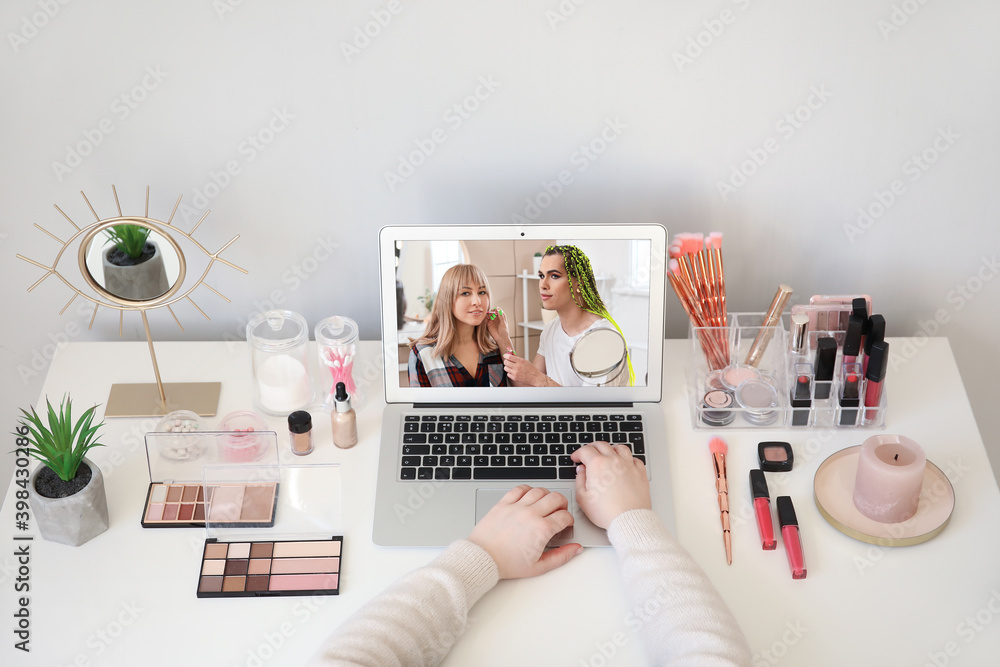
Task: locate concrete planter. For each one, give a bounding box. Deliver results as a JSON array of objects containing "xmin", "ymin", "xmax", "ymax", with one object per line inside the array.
[
  {"xmin": 28, "ymin": 458, "xmax": 109, "ymax": 547},
  {"xmin": 102, "ymin": 240, "xmax": 170, "ymax": 301}
]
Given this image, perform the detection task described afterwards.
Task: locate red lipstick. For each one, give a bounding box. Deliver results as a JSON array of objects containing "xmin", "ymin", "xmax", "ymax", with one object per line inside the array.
[
  {"xmin": 749, "ymin": 469, "xmax": 776, "ymax": 550},
  {"xmin": 777, "ymin": 496, "xmax": 806, "ymax": 579}
]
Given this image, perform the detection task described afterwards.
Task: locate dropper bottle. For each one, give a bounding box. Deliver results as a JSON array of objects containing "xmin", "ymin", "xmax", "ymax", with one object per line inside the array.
[{"xmin": 331, "ymin": 381, "xmax": 358, "ymax": 449}]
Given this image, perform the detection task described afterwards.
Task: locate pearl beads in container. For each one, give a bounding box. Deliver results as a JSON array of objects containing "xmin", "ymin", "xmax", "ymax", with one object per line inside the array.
[{"xmin": 156, "ymin": 410, "xmax": 206, "ymax": 460}]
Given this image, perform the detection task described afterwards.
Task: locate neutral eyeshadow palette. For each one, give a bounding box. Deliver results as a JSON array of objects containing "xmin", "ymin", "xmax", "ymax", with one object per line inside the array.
[
  {"xmin": 141, "ymin": 482, "xmax": 279, "ymax": 528},
  {"xmin": 197, "ymin": 537, "xmax": 343, "ymax": 597}
]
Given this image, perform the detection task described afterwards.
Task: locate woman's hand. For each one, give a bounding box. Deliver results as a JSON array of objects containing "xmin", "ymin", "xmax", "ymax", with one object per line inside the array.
[
  {"xmin": 468, "ymin": 485, "xmax": 581, "ymax": 579},
  {"xmin": 570, "ymin": 442, "xmax": 651, "ymax": 529},
  {"xmin": 503, "ymin": 353, "xmax": 555, "ymax": 387},
  {"xmin": 485, "ymin": 307, "xmax": 512, "ymax": 352}
]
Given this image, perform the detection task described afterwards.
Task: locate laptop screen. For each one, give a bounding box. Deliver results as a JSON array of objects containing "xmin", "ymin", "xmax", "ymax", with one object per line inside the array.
[{"xmin": 380, "ymin": 224, "xmax": 666, "ymax": 405}]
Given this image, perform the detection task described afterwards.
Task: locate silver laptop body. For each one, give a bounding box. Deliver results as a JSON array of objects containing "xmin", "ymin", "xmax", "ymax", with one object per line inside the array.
[{"xmin": 373, "ymin": 224, "xmax": 671, "ymax": 547}]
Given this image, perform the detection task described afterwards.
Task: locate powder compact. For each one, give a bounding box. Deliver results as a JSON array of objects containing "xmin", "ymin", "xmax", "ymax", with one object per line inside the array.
[
  {"xmin": 198, "ymin": 463, "xmax": 344, "ymax": 598},
  {"xmin": 758, "ymin": 441, "xmax": 794, "ymax": 472},
  {"xmin": 735, "ymin": 378, "xmax": 779, "ymax": 426},
  {"xmin": 142, "ymin": 430, "xmax": 280, "ymax": 528},
  {"xmin": 701, "ymin": 389, "xmax": 736, "ymax": 427}
]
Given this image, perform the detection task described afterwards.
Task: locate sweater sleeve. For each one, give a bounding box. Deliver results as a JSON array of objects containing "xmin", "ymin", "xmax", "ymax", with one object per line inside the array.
[
  {"xmin": 308, "ymin": 540, "xmax": 499, "ymax": 667},
  {"xmin": 607, "ymin": 509, "xmax": 752, "ymax": 666}
]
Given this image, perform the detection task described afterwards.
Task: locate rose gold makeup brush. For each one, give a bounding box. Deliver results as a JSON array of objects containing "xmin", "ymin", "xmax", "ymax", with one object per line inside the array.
[{"xmin": 709, "ymin": 437, "xmax": 732, "ymax": 565}]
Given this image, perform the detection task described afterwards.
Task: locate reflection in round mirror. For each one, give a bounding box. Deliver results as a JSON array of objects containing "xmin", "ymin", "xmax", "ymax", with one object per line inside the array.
[
  {"xmin": 570, "ymin": 328, "xmax": 627, "ymax": 383},
  {"xmin": 82, "ymin": 224, "xmax": 182, "ymax": 302}
]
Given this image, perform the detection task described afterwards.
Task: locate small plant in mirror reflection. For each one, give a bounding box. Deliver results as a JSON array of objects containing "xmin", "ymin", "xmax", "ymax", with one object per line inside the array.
[
  {"xmin": 417, "ymin": 289, "xmax": 436, "ymax": 316},
  {"xmin": 105, "ymin": 223, "xmax": 151, "ymax": 260},
  {"xmin": 15, "ymin": 395, "xmax": 106, "ymax": 482}
]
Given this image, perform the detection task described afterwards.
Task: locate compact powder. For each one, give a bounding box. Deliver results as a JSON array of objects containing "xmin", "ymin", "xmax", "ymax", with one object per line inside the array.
[
  {"xmin": 700, "ymin": 390, "xmax": 735, "ymax": 427},
  {"xmin": 758, "ymin": 441, "xmax": 794, "ymax": 472},
  {"xmin": 735, "ymin": 379, "xmax": 779, "ymax": 425},
  {"xmin": 720, "ymin": 364, "xmax": 761, "ymax": 391}
]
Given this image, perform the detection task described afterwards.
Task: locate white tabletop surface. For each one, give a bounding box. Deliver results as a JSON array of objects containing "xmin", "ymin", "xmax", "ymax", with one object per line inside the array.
[{"xmin": 2, "ymin": 338, "xmax": 998, "ymax": 666}]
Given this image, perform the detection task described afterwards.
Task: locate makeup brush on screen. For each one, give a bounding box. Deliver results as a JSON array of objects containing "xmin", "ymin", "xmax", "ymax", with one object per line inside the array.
[{"xmin": 708, "ymin": 437, "xmax": 732, "ymax": 565}]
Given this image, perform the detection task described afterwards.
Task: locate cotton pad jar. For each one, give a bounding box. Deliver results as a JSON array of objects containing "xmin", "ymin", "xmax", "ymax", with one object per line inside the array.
[{"xmin": 247, "ymin": 310, "xmax": 314, "ymax": 415}]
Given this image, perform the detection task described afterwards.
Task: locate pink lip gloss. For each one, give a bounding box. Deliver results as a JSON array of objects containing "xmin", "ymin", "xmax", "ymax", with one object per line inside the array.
[
  {"xmin": 750, "ymin": 470, "xmax": 776, "ymax": 550},
  {"xmin": 777, "ymin": 496, "xmax": 806, "ymax": 579},
  {"xmin": 864, "ymin": 341, "xmax": 889, "ymax": 423}
]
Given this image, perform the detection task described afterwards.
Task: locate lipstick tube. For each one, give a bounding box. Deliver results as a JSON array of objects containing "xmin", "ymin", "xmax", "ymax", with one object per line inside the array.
[
  {"xmin": 750, "ymin": 469, "xmax": 776, "ymax": 550},
  {"xmin": 777, "ymin": 496, "xmax": 806, "ymax": 579},
  {"xmin": 864, "ymin": 340, "xmax": 889, "ymax": 423},
  {"xmin": 813, "ymin": 336, "xmax": 837, "ymax": 400},
  {"xmin": 839, "ymin": 362, "xmax": 863, "ymax": 426},
  {"xmin": 862, "ymin": 314, "xmax": 886, "ymax": 376},
  {"xmin": 790, "ymin": 362, "xmax": 812, "ymax": 427},
  {"xmin": 842, "ymin": 314, "xmax": 864, "ymax": 368}
]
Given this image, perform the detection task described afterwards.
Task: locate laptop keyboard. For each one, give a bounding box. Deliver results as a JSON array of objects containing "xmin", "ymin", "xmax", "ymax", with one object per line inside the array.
[{"xmin": 399, "ymin": 413, "xmax": 646, "ymax": 481}]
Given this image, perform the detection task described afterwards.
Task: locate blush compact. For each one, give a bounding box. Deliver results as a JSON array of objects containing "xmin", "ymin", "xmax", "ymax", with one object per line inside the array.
[{"xmin": 758, "ymin": 441, "xmax": 794, "ymax": 472}]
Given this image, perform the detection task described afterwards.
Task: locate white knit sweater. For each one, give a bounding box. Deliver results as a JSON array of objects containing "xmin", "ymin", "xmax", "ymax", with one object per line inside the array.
[{"xmin": 309, "ymin": 509, "xmax": 751, "ymax": 666}]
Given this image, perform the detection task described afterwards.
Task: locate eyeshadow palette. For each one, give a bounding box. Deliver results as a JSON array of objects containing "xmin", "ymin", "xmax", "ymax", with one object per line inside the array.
[
  {"xmin": 141, "ymin": 482, "xmax": 278, "ymax": 528},
  {"xmin": 197, "ymin": 537, "xmax": 343, "ymax": 597}
]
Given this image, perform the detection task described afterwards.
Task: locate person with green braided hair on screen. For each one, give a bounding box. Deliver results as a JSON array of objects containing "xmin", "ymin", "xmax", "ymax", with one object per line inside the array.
[{"xmin": 504, "ymin": 244, "xmax": 634, "ymax": 387}]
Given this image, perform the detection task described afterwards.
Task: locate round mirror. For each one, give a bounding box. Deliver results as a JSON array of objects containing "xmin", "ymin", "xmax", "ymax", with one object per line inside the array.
[
  {"xmin": 570, "ymin": 328, "xmax": 627, "ymax": 383},
  {"xmin": 79, "ymin": 220, "xmax": 184, "ymax": 304}
]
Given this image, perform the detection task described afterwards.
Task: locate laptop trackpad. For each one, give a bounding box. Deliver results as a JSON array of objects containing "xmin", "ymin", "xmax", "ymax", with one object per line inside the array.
[{"xmin": 475, "ymin": 488, "xmax": 575, "ymax": 542}]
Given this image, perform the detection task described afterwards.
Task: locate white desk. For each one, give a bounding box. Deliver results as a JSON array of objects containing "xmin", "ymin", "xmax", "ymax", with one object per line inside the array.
[{"xmin": 2, "ymin": 339, "xmax": 998, "ymax": 666}]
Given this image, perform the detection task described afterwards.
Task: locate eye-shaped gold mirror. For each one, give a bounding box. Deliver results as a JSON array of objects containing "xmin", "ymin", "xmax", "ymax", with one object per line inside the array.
[{"xmin": 17, "ymin": 186, "xmax": 248, "ymax": 417}]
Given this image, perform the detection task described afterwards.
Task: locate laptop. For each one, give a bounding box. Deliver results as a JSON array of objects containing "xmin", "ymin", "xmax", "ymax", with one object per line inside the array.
[{"xmin": 373, "ymin": 224, "xmax": 672, "ymax": 546}]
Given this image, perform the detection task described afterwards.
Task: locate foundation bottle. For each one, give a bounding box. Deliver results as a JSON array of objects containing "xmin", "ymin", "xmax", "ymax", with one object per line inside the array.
[
  {"xmin": 331, "ymin": 382, "xmax": 358, "ymax": 449},
  {"xmin": 287, "ymin": 410, "xmax": 314, "ymax": 456}
]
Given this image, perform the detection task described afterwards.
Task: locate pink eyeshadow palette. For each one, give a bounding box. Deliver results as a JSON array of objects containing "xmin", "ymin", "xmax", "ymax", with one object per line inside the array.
[
  {"xmin": 197, "ymin": 537, "xmax": 343, "ymax": 598},
  {"xmin": 142, "ymin": 482, "xmax": 278, "ymax": 528}
]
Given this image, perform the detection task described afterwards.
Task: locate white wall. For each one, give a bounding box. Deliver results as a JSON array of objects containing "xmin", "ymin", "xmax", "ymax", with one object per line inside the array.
[{"xmin": 3, "ymin": 1, "xmax": 999, "ymax": 490}]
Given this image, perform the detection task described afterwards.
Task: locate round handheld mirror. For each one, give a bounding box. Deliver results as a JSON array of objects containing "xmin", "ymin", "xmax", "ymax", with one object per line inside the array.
[{"xmin": 570, "ymin": 328, "xmax": 627, "ymax": 383}]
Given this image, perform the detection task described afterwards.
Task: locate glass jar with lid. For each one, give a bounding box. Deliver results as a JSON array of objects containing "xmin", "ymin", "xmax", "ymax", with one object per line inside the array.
[
  {"xmin": 315, "ymin": 315, "xmax": 360, "ymax": 408},
  {"xmin": 246, "ymin": 310, "xmax": 314, "ymax": 415}
]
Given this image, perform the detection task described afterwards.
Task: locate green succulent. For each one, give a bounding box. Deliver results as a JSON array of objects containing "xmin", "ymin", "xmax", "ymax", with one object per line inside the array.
[
  {"xmin": 16, "ymin": 396, "xmax": 106, "ymax": 482},
  {"xmin": 105, "ymin": 223, "xmax": 151, "ymax": 259}
]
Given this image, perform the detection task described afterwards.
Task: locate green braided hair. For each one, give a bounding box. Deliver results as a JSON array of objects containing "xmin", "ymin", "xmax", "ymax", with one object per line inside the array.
[{"xmin": 543, "ymin": 245, "xmax": 635, "ymax": 386}]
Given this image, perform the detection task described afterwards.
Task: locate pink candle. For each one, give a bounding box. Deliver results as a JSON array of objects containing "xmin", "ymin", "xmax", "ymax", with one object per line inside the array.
[{"xmin": 852, "ymin": 434, "xmax": 926, "ymax": 523}]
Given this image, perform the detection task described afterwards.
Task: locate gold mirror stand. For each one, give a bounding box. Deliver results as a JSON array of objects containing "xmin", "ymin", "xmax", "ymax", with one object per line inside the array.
[{"xmin": 17, "ymin": 186, "xmax": 247, "ymax": 417}]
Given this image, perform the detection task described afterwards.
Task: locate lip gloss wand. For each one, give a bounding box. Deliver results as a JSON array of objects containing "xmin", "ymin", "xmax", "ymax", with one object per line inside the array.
[{"xmin": 709, "ymin": 437, "xmax": 733, "ymax": 564}]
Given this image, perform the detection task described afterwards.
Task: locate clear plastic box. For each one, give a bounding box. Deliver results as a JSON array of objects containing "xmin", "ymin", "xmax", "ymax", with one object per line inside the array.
[{"xmin": 688, "ymin": 313, "xmax": 887, "ymax": 430}]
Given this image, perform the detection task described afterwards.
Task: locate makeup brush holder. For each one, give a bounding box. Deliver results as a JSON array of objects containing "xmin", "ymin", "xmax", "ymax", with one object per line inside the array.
[{"xmin": 687, "ymin": 313, "xmax": 887, "ymax": 430}]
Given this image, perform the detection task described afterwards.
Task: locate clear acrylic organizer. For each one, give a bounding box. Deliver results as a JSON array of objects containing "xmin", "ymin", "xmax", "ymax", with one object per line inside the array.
[{"xmin": 687, "ymin": 313, "xmax": 887, "ymax": 430}]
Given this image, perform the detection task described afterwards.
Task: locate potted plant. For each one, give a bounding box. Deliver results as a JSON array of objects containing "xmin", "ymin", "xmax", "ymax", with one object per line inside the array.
[
  {"xmin": 532, "ymin": 251, "xmax": 544, "ymax": 274},
  {"xmin": 101, "ymin": 223, "xmax": 170, "ymax": 300},
  {"xmin": 16, "ymin": 396, "xmax": 110, "ymax": 546},
  {"xmin": 417, "ymin": 289, "xmax": 436, "ymax": 320}
]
